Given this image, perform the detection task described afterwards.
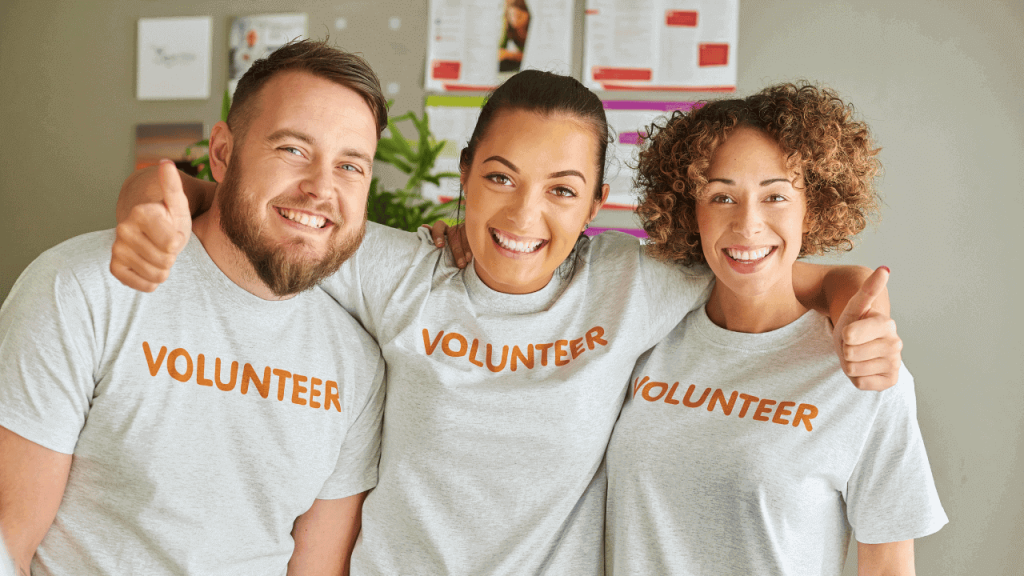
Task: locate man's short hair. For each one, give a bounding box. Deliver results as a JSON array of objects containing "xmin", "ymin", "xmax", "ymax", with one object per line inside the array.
[{"xmin": 227, "ymin": 39, "xmax": 388, "ymax": 141}]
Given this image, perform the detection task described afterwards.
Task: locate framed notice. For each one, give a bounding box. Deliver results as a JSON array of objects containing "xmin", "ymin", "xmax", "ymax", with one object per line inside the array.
[{"xmin": 137, "ymin": 17, "xmax": 212, "ymax": 100}]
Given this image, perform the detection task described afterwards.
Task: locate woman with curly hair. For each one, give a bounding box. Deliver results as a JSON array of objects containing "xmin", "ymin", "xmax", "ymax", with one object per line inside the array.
[{"xmin": 604, "ymin": 84, "xmax": 947, "ymax": 575}]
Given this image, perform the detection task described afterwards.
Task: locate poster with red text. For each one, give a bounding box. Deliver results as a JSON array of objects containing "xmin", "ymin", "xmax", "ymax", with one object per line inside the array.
[
  {"xmin": 425, "ymin": 0, "xmax": 573, "ymax": 92},
  {"xmin": 583, "ymin": 0, "xmax": 738, "ymax": 92}
]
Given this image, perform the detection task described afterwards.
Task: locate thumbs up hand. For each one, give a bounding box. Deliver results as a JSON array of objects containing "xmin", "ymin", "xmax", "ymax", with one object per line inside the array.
[
  {"xmin": 110, "ymin": 159, "xmax": 192, "ymax": 292},
  {"xmin": 832, "ymin": 266, "xmax": 903, "ymax": 391}
]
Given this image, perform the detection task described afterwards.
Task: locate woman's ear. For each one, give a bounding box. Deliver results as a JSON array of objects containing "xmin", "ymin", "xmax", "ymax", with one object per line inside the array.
[
  {"xmin": 587, "ymin": 183, "xmax": 610, "ymax": 225},
  {"xmin": 459, "ymin": 148, "xmax": 470, "ymax": 191},
  {"xmin": 208, "ymin": 121, "xmax": 233, "ymax": 183}
]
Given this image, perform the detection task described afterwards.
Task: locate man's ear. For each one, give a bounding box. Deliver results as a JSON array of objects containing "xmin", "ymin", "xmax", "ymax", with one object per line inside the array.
[{"xmin": 208, "ymin": 121, "xmax": 233, "ymax": 183}]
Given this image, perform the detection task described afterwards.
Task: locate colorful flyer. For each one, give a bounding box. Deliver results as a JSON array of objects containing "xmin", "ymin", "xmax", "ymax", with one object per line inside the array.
[
  {"xmin": 583, "ymin": 0, "xmax": 738, "ymax": 91},
  {"xmin": 425, "ymin": 0, "xmax": 573, "ymax": 92}
]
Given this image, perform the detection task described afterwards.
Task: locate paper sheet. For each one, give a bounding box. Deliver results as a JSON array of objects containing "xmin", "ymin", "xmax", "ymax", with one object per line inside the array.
[
  {"xmin": 583, "ymin": 0, "xmax": 738, "ymax": 91},
  {"xmin": 137, "ymin": 17, "xmax": 212, "ymax": 100},
  {"xmin": 425, "ymin": 0, "xmax": 574, "ymax": 92},
  {"xmin": 603, "ymin": 100, "xmax": 699, "ymax": 208},
  {"xmin": 420, "ymin": 95, "xmax": 486, "ymax": 202}
]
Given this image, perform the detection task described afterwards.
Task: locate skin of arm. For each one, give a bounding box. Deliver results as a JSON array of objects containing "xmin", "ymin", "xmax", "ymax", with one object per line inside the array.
[
  {"xmin": 0, "ymin": 426, "xmax": 72, "ymax": 576},
  {"xmin": 286, "ymin": 492, "xmax": 367, "ymax": 576},
  {"xmin": 858, "ymin": 540, "xmax": 915, "ymax": 576}
]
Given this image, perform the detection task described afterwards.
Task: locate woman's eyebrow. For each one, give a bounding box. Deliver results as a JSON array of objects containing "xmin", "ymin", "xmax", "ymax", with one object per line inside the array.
[
  {"xmin": 483, "ymin": 156, "xmax": 519, "ymax": 173},
  {"xmin": 760, "ymin": 177, "xmax": 791, "ymax": 186},
  {"xmin": 548, "ymin": 169, "xmax": 586, "ymax": 182}
]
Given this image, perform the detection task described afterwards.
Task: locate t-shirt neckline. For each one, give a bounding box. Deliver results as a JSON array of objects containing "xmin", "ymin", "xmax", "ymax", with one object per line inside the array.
[
  {"xmin": 693, "ymin": 304, "xmax": 821, "ymax": 352},
  {"xmin": 463, "ymin": 260, "xmax": 569, "ymax": 315}
]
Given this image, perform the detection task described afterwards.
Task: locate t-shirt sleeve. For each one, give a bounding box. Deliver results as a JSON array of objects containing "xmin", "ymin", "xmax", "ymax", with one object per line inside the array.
[
  {"xmin": 316, "ymin": 353, "xmax": 387, "ymax": 500},
  {"xmin": 0, "ymin": 251, "xmax": 98, "ymax": 455},
  {"xmin": 636, "ymin": 248, "xmax": 714, "ymax": 349},
  {"xmin": 318, "ymin": 222, "xmax": 436, "ymax": 339},
  {"xmin": 844, "ymin": 364, "xmax": 949, "ymax": 543}
]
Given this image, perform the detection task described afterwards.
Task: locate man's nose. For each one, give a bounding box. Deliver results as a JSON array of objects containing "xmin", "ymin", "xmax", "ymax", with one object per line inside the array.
[{"xmin": 299, "ymin": 162, "xmax": 335, "ymax": 199}]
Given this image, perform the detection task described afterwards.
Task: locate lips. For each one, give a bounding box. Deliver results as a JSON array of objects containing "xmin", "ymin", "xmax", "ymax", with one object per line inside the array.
[
  {"xmin": 276, "ymin": 207, "xmax": 331, "ymax": 230},
  {"xmin": 491, "ymin": 228, "xmax": 545, "ymax": 254}
]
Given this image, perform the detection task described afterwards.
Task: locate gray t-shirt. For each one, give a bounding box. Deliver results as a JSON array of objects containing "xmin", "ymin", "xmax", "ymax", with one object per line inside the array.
[
  {"xmin": 320, "ymin": 223, "xmax": 713, "ymax": 576},
  {"xmin": 0, "ymin": 231, "xmax": 385, "ymax": 576},
  {"xmin": 605, "ymin": 306, "xmax": 947, "ymax": 576}
]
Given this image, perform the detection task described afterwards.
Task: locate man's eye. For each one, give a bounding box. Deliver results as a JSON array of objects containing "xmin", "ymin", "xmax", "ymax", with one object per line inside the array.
[
  {"xmin": 340, "ymin": 163, "xmax": 361, "ymax": 173},
  {"xmin": 282, "ymin": 147, "xmax": 303, "ymax": 156}
]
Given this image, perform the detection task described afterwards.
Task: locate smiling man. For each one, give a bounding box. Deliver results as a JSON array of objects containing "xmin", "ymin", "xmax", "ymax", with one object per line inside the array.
[{"xmin": 0, "ymin": 40, "xmax": 388, "ymax": 575}]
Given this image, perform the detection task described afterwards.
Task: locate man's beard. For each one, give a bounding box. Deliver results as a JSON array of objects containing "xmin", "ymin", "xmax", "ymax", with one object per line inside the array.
[{"xmin": 217, "ymin": 156, "xmax": 364, "ymax": 297}]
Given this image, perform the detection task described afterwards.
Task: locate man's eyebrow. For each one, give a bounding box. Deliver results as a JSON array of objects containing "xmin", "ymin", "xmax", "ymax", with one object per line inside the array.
[
  {"xmin": 340, "ymin": 147, "xmax": 375, "ymax": 166},
  {"xmin": 267, "ymin": 129, "xmax": 315, "ymax": 145},
  {"xmin": 482, "ymin": 156, "xmax": 519, "ymax": 173},
  {"xmin": 548, "ymin": 170, "xmax": 586, "ymax": 183}
]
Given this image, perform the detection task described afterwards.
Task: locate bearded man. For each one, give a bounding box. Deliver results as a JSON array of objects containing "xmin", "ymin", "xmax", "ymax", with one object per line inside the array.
[{"xmin": 0, "ymin": 40, "xmax": 387, "ymax": 576}]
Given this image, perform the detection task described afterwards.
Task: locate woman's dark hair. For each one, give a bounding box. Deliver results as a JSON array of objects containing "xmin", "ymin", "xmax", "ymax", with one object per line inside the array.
[{"xmin": 459, "ymin": 70, "xmax": 610, "ymax": 203}]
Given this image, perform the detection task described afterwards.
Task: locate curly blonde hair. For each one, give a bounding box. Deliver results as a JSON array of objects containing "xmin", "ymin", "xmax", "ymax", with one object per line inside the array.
[{"xmin": 636, "ymin": 83, "xmax": 881, "ymax": 265}]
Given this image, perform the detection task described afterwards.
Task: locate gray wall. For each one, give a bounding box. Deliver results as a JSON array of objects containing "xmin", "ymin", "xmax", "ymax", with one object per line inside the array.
[{"xmin": 1, "ymin": 1, "xmax": 1022, "ymax": 574}]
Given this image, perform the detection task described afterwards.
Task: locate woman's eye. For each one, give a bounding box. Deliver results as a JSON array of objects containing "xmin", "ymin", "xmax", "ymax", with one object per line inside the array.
[
  {"xmin": 766, "ymin": 194, "xmax": 787, "ymax": 202},
  {"xmin": 486, "ymin": 174, "xmax": 512, "ymax": 186},
  {"xmin": 710, "ymin": 195, "xmax": 734, "ymax": 204},
  {"xmin": 551, "ymin": 186, "xmax": 577, "ymax": 198}
]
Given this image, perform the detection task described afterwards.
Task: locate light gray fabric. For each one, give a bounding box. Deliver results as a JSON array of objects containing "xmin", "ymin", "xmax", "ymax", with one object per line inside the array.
[
  {"xmin": 605, "ymin": 306, "xmax": 948, "ymax": 576},
  {"xmin": 319, "ymin": 223, "xmax": 713, "ymax": 576},
  {"xmin": 0, "ymin": 230, "xmax": 385, "ymax": 576}
]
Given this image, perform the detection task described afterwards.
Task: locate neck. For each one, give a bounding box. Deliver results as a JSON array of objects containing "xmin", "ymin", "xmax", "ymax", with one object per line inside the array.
[
  {"xmin": 192, "ymin": 203, "xmax": 294, "ymax": 301},
  {"xmin": 704, "ymin": 276, "xmax": 807, "ymax": 334}
]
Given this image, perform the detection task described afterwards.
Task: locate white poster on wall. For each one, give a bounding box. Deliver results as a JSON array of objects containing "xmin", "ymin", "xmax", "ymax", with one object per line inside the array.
[
  {"xmin": 583, "ymin": 0, "xmax": 738, "ymax": 92},
  {"xmin": 137, "ymin": 17, "xmax": 212, "ymax": 100},
  {"xmin": 229, "ymin": 13, "xmax": 308, "ymax": 94},
  {"xmin": 425, "ymin": 0, "xmax": 573, "ymax": 92}
]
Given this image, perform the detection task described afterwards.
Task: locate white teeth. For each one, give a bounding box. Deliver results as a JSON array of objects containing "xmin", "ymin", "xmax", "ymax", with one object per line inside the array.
[
  {"xmin": 493, "ymin": 230, "xmax": 542, "ymax": 253},
  {"xmin": 727, "ymin": 247, "xmax": 771, "ymax": 261},
  {"xmin": 279, "ymin": 208, "xmax": 326, "ymax": 229}
]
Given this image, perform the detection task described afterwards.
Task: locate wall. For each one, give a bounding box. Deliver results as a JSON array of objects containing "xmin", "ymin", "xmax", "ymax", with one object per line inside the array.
[{"xmin": 1, "ymin": 1, "xmax": 1022, "ymax": 574}]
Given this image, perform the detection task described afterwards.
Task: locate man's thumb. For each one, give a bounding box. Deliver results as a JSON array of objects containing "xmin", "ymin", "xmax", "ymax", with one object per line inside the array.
[{"xmin": 157, "ymin": 159, "xmax": 190, "ymax": 219}]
